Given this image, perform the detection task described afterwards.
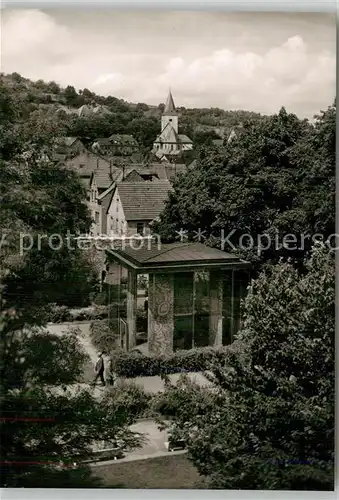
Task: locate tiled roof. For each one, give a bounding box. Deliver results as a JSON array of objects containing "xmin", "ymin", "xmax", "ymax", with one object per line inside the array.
[
  {"xmin": 104, "ymin": 156, "xmax": 140, "ymax": 166},
  {"xmin": 64, "ymin": 152, "xmax": 121, "ymax": 190},
  {"xmin": 159, "ymin": 153, "xmax": 187, "ymax": 164},
  {"xmin": 64, "ymin": 151, "xmax": 110, "ymax": 174},
  {"xmin": 109, "ymin": 134, "xmax": 139, "ymax": 146},
  {"xmin": 108, "ymin": 242, "xmax": 250, "ymax": 271},
  {"xmin": 77, "ymin": 105, "xmax": 92, "ymax": 117},
  {"xmin": 55, "ymin": 136, "xmax": 79, "ymax": 147},
  {"xmin": 123, "ymin": 170, "xmax": 145, "ymax": 182},
  {"xmin": 178, "ymin": 134, "xmax": 193, "ymax": 144},
  {"xmin": 116, "ymin": 180, "xmax": 171, "ymax": 221},
  {"xmin": 94, "ymin": 170, "xmax": 112, "ymax": 190}
]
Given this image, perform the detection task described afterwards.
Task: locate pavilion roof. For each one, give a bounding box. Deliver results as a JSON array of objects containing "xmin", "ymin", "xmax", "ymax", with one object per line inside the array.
[{"xmin": 106, "ymin": 242, "xmax": 250, "ymax": 273}]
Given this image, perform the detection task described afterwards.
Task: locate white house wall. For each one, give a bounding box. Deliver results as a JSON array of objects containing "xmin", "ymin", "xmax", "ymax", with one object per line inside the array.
[
  {"xmin": 88, "ymin": 179, "xmax": 102, "ymax": 236},
  {"xmin": 107, "ymin": 188, "xmax": 127, "ymax": 237}
]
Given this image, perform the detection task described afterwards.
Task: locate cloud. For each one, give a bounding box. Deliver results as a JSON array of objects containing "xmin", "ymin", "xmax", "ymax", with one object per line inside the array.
[
  {"xmin": 94, "ymin": 73, "xmax": 124, "ymax": 88},
  {"xmin": 1, "ymin": 9, "xmax": 335, "ymax": 117}
]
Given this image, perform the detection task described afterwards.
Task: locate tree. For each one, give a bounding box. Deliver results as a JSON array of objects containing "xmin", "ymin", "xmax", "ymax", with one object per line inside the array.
[
  {"xmin": 63, "ymin": 85, "xmax": 79, "ymax": 107},
  {"xmin": 154, "ymin": 104, "xmax": 335, "ymax": 268},
  {"xmin": 126, "ymin": 116, "xmax": 160, "ymax": 151},
  {"xmin": 192, "ymin": 129, "xmax": 221, "ymax": 148},
  {"xmin": 154, "ymin": 245, "xmax": 335, "ymax": 490},
  {"xmin": 0, "ymin": 83, "xmax": 145, "ymax": 487}
]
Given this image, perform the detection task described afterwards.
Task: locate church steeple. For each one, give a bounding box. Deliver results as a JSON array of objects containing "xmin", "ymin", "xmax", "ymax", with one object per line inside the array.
[{"xmin": 163, "ymin": 89, "xmax": 177, "ymax": 115}]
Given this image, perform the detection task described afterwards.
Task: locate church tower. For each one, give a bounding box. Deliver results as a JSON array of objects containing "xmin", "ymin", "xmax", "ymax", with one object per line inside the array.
[
  {"xmin": 161, "ymin": 90, "xmax": 178, "ymax": 134},
  {"xmin": 152, "ymin": 89, "xmax": 193, "ymax": 159}
]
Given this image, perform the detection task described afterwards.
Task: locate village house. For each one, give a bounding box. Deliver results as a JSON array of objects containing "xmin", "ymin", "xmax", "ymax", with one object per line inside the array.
[
  {"xmin": 92, "ymin": 134, "xmax": 140, "ymax": 157},
  {"xmin": 63, "ymin": 150, "xmax": 121, "ymax": 193},
  {"xmin": 53, "ymin": 136, "xmax": 86, "ymax": 158},
  {"xmin": 152, "ymin": 90, "xmax": 193, "ymax": 160},
  {"xmin": 77, "ymin": 104, "xmax": 111, "ymax": 118},
  {"xmin": 106, "ymin": 180, "xmax": 171, "ymax": 237}
]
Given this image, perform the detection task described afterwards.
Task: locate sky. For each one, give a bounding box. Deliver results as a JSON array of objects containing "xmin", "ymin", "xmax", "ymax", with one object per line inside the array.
[{"xmin": 1, "ymin": 9, "xmax": 336, "ymax": 117}]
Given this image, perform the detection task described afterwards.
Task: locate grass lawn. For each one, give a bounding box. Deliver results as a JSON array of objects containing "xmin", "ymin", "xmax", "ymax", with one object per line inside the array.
[{"xmin": 92, "ymin": 454, "xmax": 205, "ymax": 489}]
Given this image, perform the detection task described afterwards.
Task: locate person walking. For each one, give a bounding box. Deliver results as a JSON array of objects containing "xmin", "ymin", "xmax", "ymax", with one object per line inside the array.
[
  {"xmin": 93, "ymin": 352, "xmax": 105, "ymax": 386},
  {"xmin": 106, "ymin": 356, "xmax": 116, "ymax": 387}
]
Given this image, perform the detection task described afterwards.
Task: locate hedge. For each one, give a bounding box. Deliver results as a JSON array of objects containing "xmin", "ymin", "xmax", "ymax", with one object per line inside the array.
[
  {"xmin": 46, "ymin": 304, "xmax": 122, "ymax": 323},
  {"xmin": 110, "ymin": 346, "xmax": 231, "ymax": 378}
]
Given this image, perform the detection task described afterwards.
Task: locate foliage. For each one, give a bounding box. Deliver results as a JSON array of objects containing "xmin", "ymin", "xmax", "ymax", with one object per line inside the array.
[
  {"xmin": 89, "ymin": 318, "xmax": 120, "ymax": 353},
  {"xmin": 155, "ymin": 245, "xmax": 335, "ymax": 490},
  {"xmin": 154, "ymin": 104, "xmax": 335, "ymax": 270},
  {"xmin": 1, "ymin": 381, "xmax": 144, "ymax": 487},
  {"xmin": 107, "ymin": 346, "xmax": 232, "ymax": 378},
  {"xmin": 105, "ymin": 380, "xmax": 152, "ymax": 421},
  {"xmin": 0, "ymin": 78, "xmax": 142, "ymax": 487},
  {"xmin": 46, "ymin": 304, "xmax": 110, "ymax": 323},
  {"xmin": 1, "ymin": 72, "xmax": 262, "ymax": 155}
]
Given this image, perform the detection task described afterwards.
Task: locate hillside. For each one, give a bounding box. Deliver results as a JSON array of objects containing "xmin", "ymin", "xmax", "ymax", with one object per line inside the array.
[{"xmin": 0, "ymin": 72, "xmax": 267, "ymax": 159}]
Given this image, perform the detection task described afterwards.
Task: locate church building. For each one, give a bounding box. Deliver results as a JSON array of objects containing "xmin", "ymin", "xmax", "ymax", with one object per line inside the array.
[{"xmin": 152, "ymin": 90, "xmax": 193, "ymax": 160}]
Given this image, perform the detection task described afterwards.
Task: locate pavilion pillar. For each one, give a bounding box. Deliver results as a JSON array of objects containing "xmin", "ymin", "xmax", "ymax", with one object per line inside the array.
[
  {"xmin": 209, "ymin": 271, "xmax": 223, "ymax": 346},
  {"xmin": 148, "ymin": 273, "xmax": 174, "ymax": 356},
  {"xmin": 127, "ymin": 269, "xmax": 137, "ymax": 350}
]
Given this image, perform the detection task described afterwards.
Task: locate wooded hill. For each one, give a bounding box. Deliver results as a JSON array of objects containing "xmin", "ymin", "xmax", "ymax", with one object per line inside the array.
[{"xmin": 1, "ymin": 72, "xmax": 264, "ymax": 150}]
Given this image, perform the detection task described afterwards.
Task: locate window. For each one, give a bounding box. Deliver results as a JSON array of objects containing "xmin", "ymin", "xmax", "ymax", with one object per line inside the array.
[
  {"xmin": 136, "ymin": 223, "xmax": 144, "ymax": 235},
  {"xmin": 95, "ymin": 212, "xmax": 99, "ymax": 224}
]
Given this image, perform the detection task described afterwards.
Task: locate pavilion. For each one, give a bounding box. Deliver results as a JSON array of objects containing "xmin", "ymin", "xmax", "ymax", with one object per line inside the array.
[{"xmin": 105, "ymin": 241, "xmax": 251, "ymax": 355}]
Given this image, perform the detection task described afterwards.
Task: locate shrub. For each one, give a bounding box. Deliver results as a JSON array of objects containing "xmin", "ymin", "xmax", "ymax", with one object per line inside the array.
[
  {"xmin": 104, "ymin": 380, "xmax": 153, "ymax": 420},
  {"xmin": 47, "ymin": 304, "xmax": 72, "ymax": 323},
  {"xmin": 47, "ymin": 305, "xmax": 113, "ymax": 323},
  {"xmin": 90, "ymin": 319, "xmax": 120, "ymax": 353},
  {"xmin": 110, "ymin": 346, "xmax": 231, "ymax": 378}
]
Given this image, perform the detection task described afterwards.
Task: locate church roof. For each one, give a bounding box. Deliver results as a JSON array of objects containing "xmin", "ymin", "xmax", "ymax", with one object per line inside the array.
[
  {"xmin": 155, "ymin": 122, "xmax": 179, "ymax": 144},
  {"xmin": 178, "ymin": 134, "xmax": 193, "ymax": 144},
  {"xmin": 163, "ymin": 90, "xmax": 177, "ymax": 115}
]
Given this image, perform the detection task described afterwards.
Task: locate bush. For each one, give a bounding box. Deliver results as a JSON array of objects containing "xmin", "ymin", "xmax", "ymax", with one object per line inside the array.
[
  {"xmin": 47, "ymin": 305, "xmax": 72, "ymax": 323},
  {"xmin": 47, "ymin": 304, "xmax": 112, "ymax": 323},
  {"xmin": 90, "ymin": 319, "xmax": 120, "ymax": 353},
  {"xmin": 105, "ymin": 380, "xmax": 153, "ymax": 420},
  {"xmin": 110, "ymin": 346, "xmax": 230, "ymax": 378}
]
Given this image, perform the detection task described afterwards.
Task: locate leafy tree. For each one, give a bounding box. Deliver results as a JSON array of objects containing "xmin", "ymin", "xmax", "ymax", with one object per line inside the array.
[
  {"xmin": 0, "ymin": 82, "xmax": 145, "ymax": 487},
  {"xmin": 126, "ymin": 116, "xmax": 160, "ymax": 151},
  {"xmin": 154, "ymin": 104, "xmax": 335, "ymax": 268},
  {"xmin": 63, "ymin": 85, "xmax": 79, "ymax": 106},
  {"xmin": 192, "ymin": 129, "xmax": 221, "ymax": 148},
  {"xmin": 154, "ymin": 245, "xmax": 335, "ymax": 490},
  {"xmin": 46, "ymin": 81, "xmax": 60, "ymax": 95}
]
